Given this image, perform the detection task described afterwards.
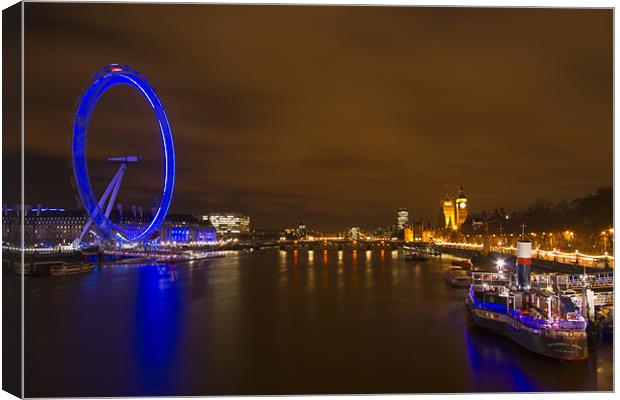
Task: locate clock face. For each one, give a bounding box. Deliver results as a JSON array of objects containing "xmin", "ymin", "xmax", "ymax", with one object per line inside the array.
[{"xmin": 459, "ymin": 202, "xmax": 466, "ymax": 209}]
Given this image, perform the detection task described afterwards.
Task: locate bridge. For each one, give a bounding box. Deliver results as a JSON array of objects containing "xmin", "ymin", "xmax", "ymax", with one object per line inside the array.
[
  {"xmin": 260, "ymin": 238, "xmax": 405, "ymax": 250},
  {"xmin": 433, "ymin": 242, "xmax": 613, "ymax": 274},
  {"xmin": 435, "ymin": 241, "xmax": 614, "ymax": 268}
]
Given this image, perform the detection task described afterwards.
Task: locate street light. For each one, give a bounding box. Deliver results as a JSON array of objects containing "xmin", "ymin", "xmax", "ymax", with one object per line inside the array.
[{"xmin": 496, "ymin": 258, "xmax": 505, "ymax": 272}]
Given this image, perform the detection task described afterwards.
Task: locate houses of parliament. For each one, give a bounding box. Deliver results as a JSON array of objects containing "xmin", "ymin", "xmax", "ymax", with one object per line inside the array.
[{"xmin": 440, "ymin": 185, "xmax": 468, "ymax": 230}]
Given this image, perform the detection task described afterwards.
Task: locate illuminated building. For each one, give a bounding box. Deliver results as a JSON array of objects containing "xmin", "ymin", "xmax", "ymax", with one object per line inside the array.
[
  {"xmin": 440, "ymin": 185, "xmax": 468, "ymax": 230},
  {"xmin": 109, "ymin": 206, "xmax": 154, "ymax": 240},
  {"xmin": 203, "ymin": 213, "xmax": 250, "ymax": 236},
  {"xmin": 397, "ymin": 208, "xmax": 409, "ymax": 231},
  {"xmin": 349, "ymin": 227, "xmax": 361, "ymax": 240},
  {"xmin": 404, "ymin": 224, "xmax": 414, "ymax": 242},
  {"xmin": 455, "ymin": 185, "xmax": 468, "ymax": 226},
  {"xmin": 162, "ymin": 214, "xmax": 217, "ymax": 244},
  {"xmin": 2, "ymin": 206, "xmax": 88, "ymax": 247},
  {"xmin": 195, "ymin": 226, "xmax": 217, "ymax": 243},
  {"xmin": 2, "ymin": 206, "xmax": 216, "ymax": 247},
  {"xmin": 298, "ymin": 222, "xmax": 307, "ymax": 239},
  {"xmin": 422, "ymin": 229, "xmax": 435, "ymax": 242},
  {"xmin": 441, "ymin": 196, "xmax": 456, "ymax": 229}
]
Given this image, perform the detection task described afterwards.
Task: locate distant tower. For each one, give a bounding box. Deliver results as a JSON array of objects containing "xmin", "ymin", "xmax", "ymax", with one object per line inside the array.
[
  {"xmin": 441, "ymin": 195, "xmax": 456, "ymax": 230},
  {"xmin": 403, "ymin": 223, "xmax": 414, "ymax": 242},
  {"xmin": 397, "ymin": 208, "xmax": 409, "ymax": 231},
  {"xmin": 455, "ymin": 184, "xmax": 468, "ymax": 227},
  {"xmin": 298, "ymin": 222, "xmax": 306, "ymax": 239}
]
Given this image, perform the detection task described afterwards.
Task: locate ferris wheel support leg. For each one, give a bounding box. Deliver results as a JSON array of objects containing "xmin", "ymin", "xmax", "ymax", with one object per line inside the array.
[
  {"xmin": 72, "ymin": 164, "xmax": 127, "ymax": 247},
  {"xmin": 104, "ymin": 163, "xmax": 126, "ymax": 218}
]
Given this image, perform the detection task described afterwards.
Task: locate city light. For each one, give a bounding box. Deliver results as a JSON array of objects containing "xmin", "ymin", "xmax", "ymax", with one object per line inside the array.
[{"xmin": 7, "ymin": 7, "xmax": 613, "ymax": 396}]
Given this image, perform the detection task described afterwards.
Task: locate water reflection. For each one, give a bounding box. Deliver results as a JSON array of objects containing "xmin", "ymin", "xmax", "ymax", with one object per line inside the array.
[
  {"xmin": 24, "ymin": 250, "xmax": 612, "ymax": 396},
  {"xmin": 307, "ymin": 259, "xmax": 315, "ymax": 293},
  {"xmin": 321, "ymin": 264, "xmax": 329, "ymax": 289},
  {"xmin": 134, "ymin": 265, "xmax": 181, "ymax": 394},
  {"xmin": 464, "ymin": 318, "xmax": 599, "ymax": 392},
  {"xmin": 157, "ymin": 264, "xmax": 177, "ymax": 289}
]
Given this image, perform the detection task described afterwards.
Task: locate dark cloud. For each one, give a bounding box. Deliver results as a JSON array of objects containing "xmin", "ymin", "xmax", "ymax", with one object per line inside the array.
[{"xmin": 22, "ymin": 4, "xmax": 612, "ymax": 231}]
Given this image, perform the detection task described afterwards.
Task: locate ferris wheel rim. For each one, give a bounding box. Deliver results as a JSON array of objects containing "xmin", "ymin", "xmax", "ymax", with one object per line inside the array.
[{"xmin": 72, "ymin": 64, "xmax": 175, "ymax": 243}]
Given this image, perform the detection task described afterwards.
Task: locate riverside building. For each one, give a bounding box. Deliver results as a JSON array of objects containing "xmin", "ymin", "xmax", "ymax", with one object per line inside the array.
[{"xmin": 203, "ymin": 213, "xmax": 250, "ymax": 237}]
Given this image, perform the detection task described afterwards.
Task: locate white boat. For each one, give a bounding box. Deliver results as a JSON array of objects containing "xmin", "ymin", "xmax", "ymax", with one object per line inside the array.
[
  {"xmin": 444, "ymin": 266, "xmax": 473, "ymax": 287},
  {"xmin": 404, "ymin": 249, "xmax": 429, "ymax": 261}
]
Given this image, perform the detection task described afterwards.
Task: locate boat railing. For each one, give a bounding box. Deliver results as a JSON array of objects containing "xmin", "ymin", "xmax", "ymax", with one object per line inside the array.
[
  {"xmin": 530, "ymin": 274, "xmax": 553, "ymax": 288},
  {"xmin": 508, "ymin": 310, "xmax": 587, "ymax": 331},
  {"xmin": 561, "ymin": 272, "xmax": 614, "ymax": 289},
  {"xmin": 567, "ymin": 291, "xmax": 614, "ymax": 307},
  {"xmin": 471, "ymin": 293, "xmax": 587, "ymax": 332},
  {"xmin": 471, "ymin": 272, "xmax": 511, "ymax": 288}
]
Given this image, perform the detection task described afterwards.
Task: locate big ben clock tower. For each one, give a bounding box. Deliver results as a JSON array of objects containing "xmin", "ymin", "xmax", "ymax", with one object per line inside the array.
[{"xmin": 455, "ymin": 184, "xmax": 468, "ymax": 227}]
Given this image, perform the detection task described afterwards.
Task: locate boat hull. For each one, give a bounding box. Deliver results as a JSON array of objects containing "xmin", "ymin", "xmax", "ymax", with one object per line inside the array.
[
  {"xmin": 466, "ymin": 299, "xmax": 588, "ymax": 360},
  {"xmin": 49, "ymin": 263, "xmax": 95, "ymax": 276},
  {"xmin": 405, "ymin": 256, "xmax": 429, "ymax": 261},
  {"xmin": 446, "ymin": 278, "xmax": 472, "ymax": 288}
]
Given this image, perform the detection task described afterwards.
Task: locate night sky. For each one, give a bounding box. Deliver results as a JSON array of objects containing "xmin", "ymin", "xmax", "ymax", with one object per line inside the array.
[{"xmin": 13, "ymin": 4, "xmax": 613, "ymax": 231}]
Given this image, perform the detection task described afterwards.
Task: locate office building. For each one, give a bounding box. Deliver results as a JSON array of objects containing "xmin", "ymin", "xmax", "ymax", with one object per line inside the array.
[
  {"xmin": 203, "ymin": 212, "xmax": 250, "ymax": 236},
  {"xmin": 397, "ymin": 208, "xmax": 409, "ymax": 231}
]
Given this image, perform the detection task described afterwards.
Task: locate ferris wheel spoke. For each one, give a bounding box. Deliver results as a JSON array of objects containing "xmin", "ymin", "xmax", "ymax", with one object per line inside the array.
[{"xmin": 72, "ymin": 161, "xmax": 127, "ymax": 246}]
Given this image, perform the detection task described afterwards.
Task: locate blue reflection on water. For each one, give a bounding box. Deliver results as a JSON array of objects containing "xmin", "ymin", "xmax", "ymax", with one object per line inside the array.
[
  {"xmin": 133, "ymin": 264, "xmax": 181, "ymax": 393},
  {"xmin": 465, "ymin": 328, "xmax": 481, "ymax": 371},
  {"xmin": 465, "ymin": 327, "xmax": 534, "ymax": 391},
  {"xmin": 510, "ymin": 364, "xmax": 534, "ymax": 391}
]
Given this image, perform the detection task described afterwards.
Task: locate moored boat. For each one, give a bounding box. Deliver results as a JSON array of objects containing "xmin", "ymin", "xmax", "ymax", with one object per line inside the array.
[
  {"xmin": 404, "ymin": 250, "xmax": 429, "ymax": 261},
  {"xmin": 403, "ymin": 245, "xmax": 429, "ymax": 261},
  {"xmin": 445, "ymin": 266, "xmax": 473, "ymax": 287},
  {"xmin": 465, "ymin": 239, "xmax": 588, "ymax": 360},
  {"xmin": 451, "ymin": 260, "xmax": 472, "ymax": 269},
  {"xmin": 49, "ymin": 262, "xmax": 95, "ymax": 276}
]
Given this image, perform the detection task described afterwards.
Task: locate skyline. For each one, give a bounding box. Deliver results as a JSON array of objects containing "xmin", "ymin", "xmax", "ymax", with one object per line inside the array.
[
  {"xmin": 6, "ymin": 183, "xmax": 610, "ymax": 234},
  {"xmin": 7, "ymin": 4, "xmax": 613, "ymax": 231}
]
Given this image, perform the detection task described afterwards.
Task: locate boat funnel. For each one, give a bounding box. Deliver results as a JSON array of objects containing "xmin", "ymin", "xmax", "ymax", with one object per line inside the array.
[{"xmin": 516, "ymin": 240, "xmax": 532, "ymax": 291}]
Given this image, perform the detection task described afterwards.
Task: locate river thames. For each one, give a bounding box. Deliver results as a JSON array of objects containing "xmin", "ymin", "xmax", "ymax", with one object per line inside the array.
[{"xmin": 23, "ymin": 249, "xmax": 612, "ymax": 396}]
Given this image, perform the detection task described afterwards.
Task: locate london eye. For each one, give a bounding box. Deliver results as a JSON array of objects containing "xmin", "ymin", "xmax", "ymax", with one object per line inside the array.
[{"xmin": 72, "ymin": 64, "xmax": 175, "ymax": 245}]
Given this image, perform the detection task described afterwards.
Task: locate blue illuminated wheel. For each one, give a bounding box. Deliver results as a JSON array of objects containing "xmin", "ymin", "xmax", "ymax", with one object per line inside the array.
[{"xmin": 72, "ymin": 64, "xmax": 175, "ymax": 243}]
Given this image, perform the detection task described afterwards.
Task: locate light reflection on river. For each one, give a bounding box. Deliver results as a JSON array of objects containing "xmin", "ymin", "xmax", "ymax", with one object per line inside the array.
[{"xmin": 24, "ymin": 249, "xmax": 612, "ymax": 396}]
